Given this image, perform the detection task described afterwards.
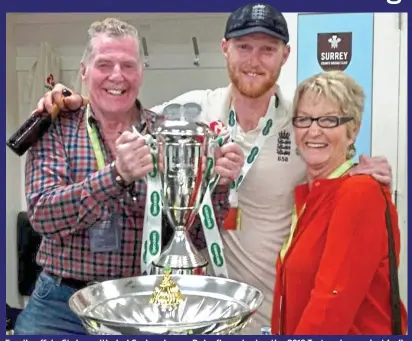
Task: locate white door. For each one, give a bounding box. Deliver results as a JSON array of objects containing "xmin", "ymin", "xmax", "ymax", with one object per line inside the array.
[{"xmin": 371, "ymin": 13, "xmax": 407, "ymax": 306}]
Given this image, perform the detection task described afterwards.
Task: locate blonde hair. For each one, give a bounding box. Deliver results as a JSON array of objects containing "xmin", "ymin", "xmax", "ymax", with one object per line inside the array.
[
  {"xmin": 292, "ymin": 71, "xmax": 365, "ymax": 158},
  {"xmin": 81, "ymin": 18, "xmax": 140, "ymax": 64}
]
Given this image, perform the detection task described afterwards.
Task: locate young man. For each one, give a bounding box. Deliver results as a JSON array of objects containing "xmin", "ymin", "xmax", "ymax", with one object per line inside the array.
[
  {"xmin": 15, "ymin": 18, "xmax": 244, "ymax": 335},
  {"xmin": 31, "ymin": 5, "xmax": 392, "ymax": 334}
]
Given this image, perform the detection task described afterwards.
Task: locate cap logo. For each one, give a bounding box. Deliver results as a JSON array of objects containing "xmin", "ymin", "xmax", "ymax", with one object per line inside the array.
[{"xmin": 251, "ymin": 4, "xmax": 267, "ymax": 20}]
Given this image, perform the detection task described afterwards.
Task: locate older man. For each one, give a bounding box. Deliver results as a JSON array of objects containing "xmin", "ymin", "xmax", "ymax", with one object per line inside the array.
[
  {"xmin": 15, "ymin": 18, "xmax": 244, "ymax": 335},
  {"xmin": 32, "ymin": 5, "xmax": 392, "ymax": 334}
]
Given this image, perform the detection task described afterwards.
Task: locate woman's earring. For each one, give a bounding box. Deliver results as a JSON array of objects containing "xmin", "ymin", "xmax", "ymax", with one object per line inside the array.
[{"xmin": 347, "ymin": 144, "xmax": 356, "ymax": 159}]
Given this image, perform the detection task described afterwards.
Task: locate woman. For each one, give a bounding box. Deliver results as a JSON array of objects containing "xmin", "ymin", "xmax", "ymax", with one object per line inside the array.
[{"xmin": 271, "ymin": 71, "xmax": 407, "ymax": 335}]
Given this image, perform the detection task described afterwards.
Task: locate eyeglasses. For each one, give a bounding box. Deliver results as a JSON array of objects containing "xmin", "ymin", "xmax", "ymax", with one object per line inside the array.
[{"xmin": 292, "ymin": 116, "xmax": 354, "ymax": 129}]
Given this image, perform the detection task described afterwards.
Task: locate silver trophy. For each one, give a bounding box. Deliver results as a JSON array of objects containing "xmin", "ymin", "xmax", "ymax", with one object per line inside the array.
[
  {"xmin": 150, "ymin": 118, "xmax": 218, "ymax": 275},
  {"xmin": 140, "ymin": 102, "xmax": 221, "ymax": 276}
]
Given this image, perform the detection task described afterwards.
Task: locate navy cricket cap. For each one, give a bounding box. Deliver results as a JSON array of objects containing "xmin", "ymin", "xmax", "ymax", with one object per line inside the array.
[{"xmin": 224, "ymin": 3, "xmax": 289, "ymax": 44}]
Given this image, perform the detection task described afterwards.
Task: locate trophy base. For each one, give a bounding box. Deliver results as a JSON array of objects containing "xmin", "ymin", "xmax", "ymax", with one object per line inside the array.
[
  {"xmin": 151, "ymin": 230, "xmax": 209, "ymax": 276},
  {"xmin": 69, "ymin": 274, "xmax": 264, "ymax": 335}
]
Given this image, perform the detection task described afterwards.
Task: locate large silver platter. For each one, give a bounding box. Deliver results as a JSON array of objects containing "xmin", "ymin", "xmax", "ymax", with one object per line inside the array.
[{"xmin": 69, "ymin": 274, "xmax": 264, "ymax": 335}]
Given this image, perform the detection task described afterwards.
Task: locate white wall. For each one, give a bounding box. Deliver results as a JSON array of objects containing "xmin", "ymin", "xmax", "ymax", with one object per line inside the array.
[{"xmin": 6, "ymin": 13, "xmax": 407, "ymax": 309}]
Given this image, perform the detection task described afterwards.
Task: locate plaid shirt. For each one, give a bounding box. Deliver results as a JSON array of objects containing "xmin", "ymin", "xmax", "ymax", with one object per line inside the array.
[{"xmin": 25, "ymin": 101, "xmax": 230, "ymax": 281}]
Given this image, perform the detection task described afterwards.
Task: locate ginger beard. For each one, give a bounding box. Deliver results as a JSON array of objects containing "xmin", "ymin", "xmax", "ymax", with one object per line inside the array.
[{"xmin": 226, "ymin": 54, "xmax": 281, "ymax": 99}]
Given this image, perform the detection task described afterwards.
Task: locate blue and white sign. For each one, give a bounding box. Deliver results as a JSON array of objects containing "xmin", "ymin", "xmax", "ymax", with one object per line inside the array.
[{"xmin": 297, "ymin": 13, "xmax": 374, "ymax": 160}]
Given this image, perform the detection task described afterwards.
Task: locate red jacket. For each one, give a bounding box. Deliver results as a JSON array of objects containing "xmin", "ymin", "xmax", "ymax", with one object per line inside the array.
[{"xmin": 271, "ymin": 175, "xmax": 407, "ymax": 335}]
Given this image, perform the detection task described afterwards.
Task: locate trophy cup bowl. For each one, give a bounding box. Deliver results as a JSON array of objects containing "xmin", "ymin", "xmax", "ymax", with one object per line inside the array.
[
  {"xmin": 150, "ymin": 120, "xmax": 219, "ymax": 275},
  {"xmin": 68, "ymin": 274, "xmax": 264, "ymax": 335}
]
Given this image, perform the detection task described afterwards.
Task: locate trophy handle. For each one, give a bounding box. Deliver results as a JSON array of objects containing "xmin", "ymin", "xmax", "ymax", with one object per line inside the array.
[{"xmin": 132, "ymin": 126, "xmax": 159, "ymax": 184}]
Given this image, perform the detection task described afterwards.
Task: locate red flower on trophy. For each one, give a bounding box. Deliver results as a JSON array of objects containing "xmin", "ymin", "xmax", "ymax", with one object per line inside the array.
[
  {"xmin": 210, "ymin": 120, "xmax": 225, "ymax": 135},
  {"xmin": 45, "ymin": 73, "xmax": 55, "ymax": 90}
]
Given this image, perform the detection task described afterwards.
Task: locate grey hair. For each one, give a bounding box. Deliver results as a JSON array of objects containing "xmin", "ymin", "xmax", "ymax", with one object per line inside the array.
[{"xmin": 81, "ymin": 18, "xmax": 140, "ymax": 64}]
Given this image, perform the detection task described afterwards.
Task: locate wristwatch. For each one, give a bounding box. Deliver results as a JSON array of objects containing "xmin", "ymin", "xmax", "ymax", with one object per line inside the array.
[{"xmin": 110, "ymin": 161, "xmax": 129, "ymax": 188}]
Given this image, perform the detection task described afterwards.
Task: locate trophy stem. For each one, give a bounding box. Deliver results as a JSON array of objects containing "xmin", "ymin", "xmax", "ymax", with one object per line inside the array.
[{"xmin": 152, "ymin": 228, "xmax": 209, "ymax": 276}]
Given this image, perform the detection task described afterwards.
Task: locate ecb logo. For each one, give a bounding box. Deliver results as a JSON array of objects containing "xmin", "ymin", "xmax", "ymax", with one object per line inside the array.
[{"xmin": 387, "ymin": 0, "xmax": 401, "ymax": 3}]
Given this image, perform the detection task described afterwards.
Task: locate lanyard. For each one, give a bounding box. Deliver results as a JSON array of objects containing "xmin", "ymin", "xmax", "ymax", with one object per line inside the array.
[
  {"xmin": 85, "ymin": 105, "xmax": 106, "ymax": 171},
  {"xmin": 226, "ymin": 96, "xmax": 278, "ymax": 205},
  {"xmin": 279, "ymin": 159, "xmax": 354, "ymax": 261}
]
